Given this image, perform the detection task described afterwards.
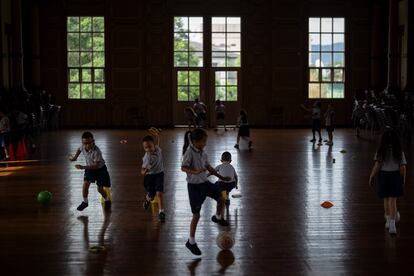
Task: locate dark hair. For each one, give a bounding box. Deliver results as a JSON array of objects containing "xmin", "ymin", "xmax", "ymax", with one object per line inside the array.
[
  {"xmin": 182, "ymin": 128, "xmax": 207, "ymax": 155},
  {"xmin": 82, "ymin": 131, "xmax": 94, "ymax": 139},
  {"xmin": 216, "ymin": 100, "xmax": 221, "ymax": 105},
  {"xmin": 142, "ymin": 135, "xmax": 154, "ymax": 143},
  {"xmin": 376, "ymin": 130, "xmax": 402, "ymax": 163},
  {"xmin": 221, "ymin": 151, "xmax": 232, "ymax": 161},
  {"xmin": 315, "ymin": 101, "xmax": 321, "ymax": 108}
]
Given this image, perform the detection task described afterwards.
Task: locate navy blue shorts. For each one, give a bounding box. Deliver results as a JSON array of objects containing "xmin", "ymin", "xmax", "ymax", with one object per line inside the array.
[
  {"xmin": 216, "ymin": 181, "xmax": 237, "ymax": 193},
  {"xmin": 188, "ymin": 182, "xmax": 221, "ymax": 214},
  {"xmin": 144, "ymin": 172, "xmax": 164, "ymax": 197},
  {"xmin": 84, "ymin": 165, "xmax": 111, "ymax": 187},
  {"xmin": 238, "ymin": 125, "xmax": 250, "ymax": 137},
  {"xmin": 312, "ymin": 119, "xmax": 321, "ymax": 131},
  {"xmin": 216, "ymin": 112, "xmax": 225, "ymax": 120},
  {"xmin": 196, "ymin": 113, "xmax": 207, "ymax": 124},
  {"xmin": 377, "ymin": 170, "xmax": 404, "ymax": 198}
]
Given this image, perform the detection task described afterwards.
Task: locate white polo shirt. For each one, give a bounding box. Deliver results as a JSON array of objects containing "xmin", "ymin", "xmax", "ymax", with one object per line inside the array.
[
  {"xmin": 79, "ymin": 144, "xmax": 106, "ymax": 168},
  {"xmin": 215, "ymin": 162, "xmax": 237, "ymax": 183},
  {"xmin": 374, "ymin": 149, "xmax": 407, "ymax": 171},
  {"xmin": 182, "ymin": 144, "xmax": 210, "ymax": 184},
  {"xmin": 142, "ymin": 146, "xmax": 164, "ymax": 174}
]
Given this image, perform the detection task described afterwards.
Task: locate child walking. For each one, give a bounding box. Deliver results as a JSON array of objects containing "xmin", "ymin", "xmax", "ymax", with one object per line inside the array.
[
  {"xmin": 301, "ymin": 101, "xmax": 323, "ymax": 143},
  {"xmin": 181, "ymin": 129, "xmax": 230, "ymax": 255},
  {"xmin": 214, "ymin": 151, "xmax": 238, "ymax": 206},
  {"xmin": 234, "ymin": 110, "xmax": 252, "ymax": 149},
  {"xmin": 215, "ymin": 100, "xmax": 227, "ymax": 131},
  {"xmin": 69, "ymin": 131, "xmax": 111, "ymax": 211},
  {"xmin": 324, "ymin": 104, "xmax": 335, "ymax": 146},
  {"xmin": 141, "ymin": 131, "xmax": 166, "ymax": 222},
  {"xmin": 369, "ymin": 130, "xmax": 406, "ymax": 235}
]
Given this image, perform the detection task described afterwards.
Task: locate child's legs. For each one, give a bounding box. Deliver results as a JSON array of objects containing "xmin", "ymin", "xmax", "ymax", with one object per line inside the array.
[
  {"xmin": 236, "ymin": 135, "xmax": 240, "ymax": 144},
  {"xmin": 82, "ymin": 181, "xmax": 91, "ymax": 199},
  {"xmin": 383, "ymin": 198, "xmax": 390, "ymax": 216},
  {"xmin": 312, "ymin": 130, "xmax": 316, "ymax": 139},
  {"xmin": 97, "ymin": 186, "xmax": 108, "ymax": 199},
  {"xmin": 388, "ymin": 197, "xmax": 397, "ymax": 219},
  {"xmin": 317, "ymin": 130, "xmax": 322, "ymax": 139},
  {"xmin": 156, "ymin": 191, "xmax": 163, "ymax": 210},
  {"xmin": 190, "ymin": 213, "xmax": 200, "ymax": 238},
  {"xmin": 328, "ymin": 131, "xmax": 333, "ymax": 141}
]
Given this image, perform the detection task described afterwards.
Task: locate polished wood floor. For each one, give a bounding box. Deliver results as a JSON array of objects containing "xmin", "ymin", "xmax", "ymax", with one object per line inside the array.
[{"xmin": 1, "ymin": 128, "xmax": 414, "ymax": 275}]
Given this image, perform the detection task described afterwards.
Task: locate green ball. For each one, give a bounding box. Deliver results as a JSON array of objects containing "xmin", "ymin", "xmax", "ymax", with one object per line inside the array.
[{"xmin": 37, "ymin": 191, "xmax": 52, "ymax": 204}]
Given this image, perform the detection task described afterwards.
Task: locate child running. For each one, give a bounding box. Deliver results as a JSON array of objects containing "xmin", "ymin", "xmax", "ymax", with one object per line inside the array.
[
  {"xmin": 324, "ymin": 104, "xmax": 335, "ymax": 146},
  {"xmin": 234, "ymin": 110, "xmax": 252, "ymax": 149},
  {"xmin": 369, "ymin": 130, "xmax": 406, "ymax": 235},
  {"xmin": 301, "ymin": 101, "xmax": 323, "ymax": 143},
  {"xmin": 141, "ymin": 131, "xmax": 166, "ymax": 222},
  {"xmin": 181, "ymin": 128, "xmax": 230, "ymax": 255},
  {"xmin": 214, "ymin": 151, "xmax": 238, "ymax": 206},
  {"xmin": 69, "ymin": 131, "xmax": 111, "ymax": 211}
]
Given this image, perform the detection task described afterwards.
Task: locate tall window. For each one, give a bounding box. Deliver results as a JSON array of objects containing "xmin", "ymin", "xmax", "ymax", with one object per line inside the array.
[
  {"xmin": 174, "ymin": 17, "xmax": 203, "ymax": 101},
  {"xmin": 211, "ymin": 17, "xmax": 241, "ymax": 67},
  {"xmin": 67, "ymin": 16, "xmax": 105, "ymax": 99},
  {"xmin": 308, "ymin": 17, "xmax": 345, "ymax": 99}
]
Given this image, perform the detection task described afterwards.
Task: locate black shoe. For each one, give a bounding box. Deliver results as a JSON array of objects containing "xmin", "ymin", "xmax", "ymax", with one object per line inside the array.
[
  {"xmin": 186, "ymin": 240, "xmax": 202, "ymax": 255},
  {"xmin": 77, "ymin": 201, "xmax": 88, "ymax": 211},
  {"xmin": 211, "ymin": 215, "xmax": 229, "ymax": 226},
  {"xmin": 104, "ymin": 200, "xmax": 111, "ymax": 210},
  {"xmin": 143, "ymin": 199, "xmax": 150, "ymax": 210},
  {"xmin": 158, "ymin": 211, "xmax": 166, "ymax": 222},
  {"xmin": 319, "ymin": 138, "xmax": 323, "ymax": 142},
  {"xmin": 248, "ymin": 141, "xmax": 252, "ymax": 148},
  {"xmin": 310, "ymin": 138, "xmax": 316, "ymax": 142},
  {"xmin": 234, "ymin": 144, "xmax": 239, "ymax": 149},
  {"xmin": 225, "ymin": 199, "xmax": 230, "ymax": 206}
]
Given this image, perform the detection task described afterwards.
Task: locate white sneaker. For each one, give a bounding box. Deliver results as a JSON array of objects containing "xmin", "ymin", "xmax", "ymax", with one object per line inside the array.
[
  {"xmin": 389, "ymin": 222, "xmax": 397, "ymax": 235},
  {"xmin": 385, "ymin": 219, "xmax": 390, "ymax": 229}
]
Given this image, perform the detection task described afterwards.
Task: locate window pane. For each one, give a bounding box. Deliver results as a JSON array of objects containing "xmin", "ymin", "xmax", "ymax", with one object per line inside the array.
[
  {"xmin": 333, "ymin": 18, "xmax": 345, "ymax": 33},
  {"xmin": 227, "ymin": 71, "xmax": 237, "ymax": 85},
  {"xmin": 212, "ymin": 52, "xmax": 226, "ymax": 67},
  {"xmin": 177, "ymin": 71, "xmax": 189, "ymax": 86},
  {"xmin": 321, "ymin": 53, "xmax": 332, "ymax": 67},
  {"xmin": 67, "ymin": 33, "xmax": 79, "ymax": 51},
  {"xmin": 82, "ymin": 69, "xmax": 92, "ymax": 82},
  {"xmin": 68, "ymin": 83, "xmax": 80, "ymax": 99},
  {"xmin": 309, "ymin": 34, "xmax": 320, "ymax": 51},
  {"xmin": 227, "ymin": 33, "xmax": 240, "ymax": 51},
  {"xmin": 94, "ymin": 83, "xmax": 105, "ymax": 99},
  {"xmin": 227, "ymin": 53, "xmax": 240, "ymax": 67},
  {"xmin": 227, "ymin": 17, "xmax": 241, "ymax": 32},
  {"xmin": 189, "ymin": 71, "xmax": 200, "ymax": 85},
  {"xmin": 67, "ymin": 17, "xmax": 79, "ymax": 32},
  {"xmin": 174, "ymin": 52, "xmax": 188, "ymax": 66},
  {"xmin": 321, "ymin": 18, "xmax": 332, "ymax": 32},
  {"xmin": 80, "ymin": 17, "xmax": 92, "ymax": 32},
  {"xmin": 309, "ymin": 52, "xmax": 320, "ymax": 67},
  {"xmin": 80, "ymin": 33, "xmax": 92, "ymax": 50},
  {"xmin": 189, "ymin": 17, "xmax": 203, "ymax": 32},
  {"xmin": 333, "ymin": 83, "xmax": 344, "ymax": 98},
  {"xmin": 93, "ymin": 33, "xmax": 105, "ymax": 51},
  {"xmin": 309, "ymin": 69, "xmax": 319, "ymax": 82},
  {"xmin": 69, "ymin": 69, "xmax": 79, "ymax": 82},
  {"xmin": 189, "ymin": 33, "xmax": 203, "ymax": 51},
  {"xmin": 321, "ymin": 83, "xmax": 332, "ymax": 98},
  {"xmin": 215, "ymin": 71, "xmax": 226, "ymax": 85},
  {"xmin": 174, "ymin": 17, "xmax": 189, "ymax": 32},
  {"xmin": 334, "ymin": 69, "xmax": 344, "ymax": 82},
  {"xmin": 174, "ymin": 33, "xmax": 189, "ymax": 51},
  {"xmin": 93, "ymin": 52, "xmax": 105, "ymax": 67},
  {"xmin": 322, "ymin": 69, "xmax": 331, "ymax": 82},
  {"xmin": 321, "ymin": 34, "xmax": 332, "ymax": 51},
  {"xmin": 81, "ymin": 83, "xmax": 93, "ymax": 99},
  {"xmin": 227, "ymin": 86, "xmax": 237, "ymax": 101},
  {"xmin": 333, "ymin": 53, "xmax": 344, "ymax": 67},
  {"xmin": 309, "ymin": 83, "xmax": 320, "ymax": 98},
  {"xmin": 94, "ymin": 68, "xmax": 104, "ymax": 82},
  {"xmin": 212, "ymin": 17, "xmax": 226, "ymax": 32},
  {"xmin": 68, "ymin": 52, "xmax": 80, "ymax": 67},
  {"xmin": 189, "ymin": 52, "xmax": 203, "ymax": 67},
  {"xmin": 215, "ymin": 87, "xmax": 226, "ymax": 101},
  {"xmin": 309, "ymin": 18, "xmax": 320, "ymax": 32},
  {"xmin": 333, "ymin": 34, "xmax": 344, "ymax": 51},
  {"xmin": 212, "ymin": 33, "xmax": 226, "ymax": 50},
  {"xmin": 178, "ymin": 86, "xmax": 189, "ymax": 101},
  {"xmin": 80, "ymin": 52, "xmax": 93, "ymax": 67},
  {"xmin": 92, "ymin": 17, "xmax": 105, "ymax": 32},
  {"xmin": 189, "ymin": 87, "xmax": 200, "ymax": 101}
]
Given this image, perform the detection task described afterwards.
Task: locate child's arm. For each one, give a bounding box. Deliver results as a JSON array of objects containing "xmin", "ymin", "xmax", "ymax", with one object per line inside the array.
[
  {"xmin": 141, "ymin": 167, "xmax": 148, "ymax": 175},
  {"xmin": 300, "ymin": 104, "xmax": 311, "ymax": 112},
  {"xmin": 368, "ymin": 161, "xmax": 381, "ymax": 187},
  {"xmin": 400, "ymin": 165, "xmax": 406, "ymax": 185},
  {"xmin": 206, "ymin": 165, "xmax": 230, "ymax": 181},
  {"xmin": 75, "ymin": 161, "xmax": 101, "ymax": 170},
  {"xmin": 69, "ymin": 149, "xmax": 81, "ymax": 161},
  {"xmin": 235, "ymin": 173, "xmax": 238, "ymax": 189},
  {"xmin": 181, "ymin": 166, "xmax": 206, "ymax": 174}
]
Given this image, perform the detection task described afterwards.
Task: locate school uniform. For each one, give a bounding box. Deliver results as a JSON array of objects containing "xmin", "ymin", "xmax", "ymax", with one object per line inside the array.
[
  {"xmin": 311, "ymin": 107, "xmax": 321, "ymax": 132},
  {"xmin": 325, "ymin": 109, "xmax": 335, "ymax": 132},
  {"xmin": 238, "ymin": 114, "xmax": 250, "ymax": 137},
  {"xmin": 215, "ymin": 162, "xmax": 237, "ymax": 193},
  {"xmin": 142, "ymin": 146, "xmax": 164, "ymax": 197},
  {"xmin": 193, "ymin": 102, "xmax": 207, "ymax": 123},
  {"xmin": 182, "ymin": 144, "xmax": 221, "ymax": 214},
  {"xmin": 215, "ymin": 104, "xmax": 225, "ymax": 120},
  {"xmin": 80, "ymin": 144, "xmax": 111, "ymax": 187},
  {"xmin": 375, "ymin": 149, "xmax": 406, "ymax": 198},
  {"xmin": 0, "ymin": 116, "xmax": 10, "ymax": 147}
]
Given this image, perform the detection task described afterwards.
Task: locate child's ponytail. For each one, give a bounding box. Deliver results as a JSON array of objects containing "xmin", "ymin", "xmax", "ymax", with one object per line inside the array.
[{"xmin": 182, "ymin": 128, "xmax": 208, "ymax": 155}]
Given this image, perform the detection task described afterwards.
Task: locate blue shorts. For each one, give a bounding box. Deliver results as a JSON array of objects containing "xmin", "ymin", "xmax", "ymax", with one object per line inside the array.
[
  {"xmin": 187, "ymin": 182, "xmax": 221, "ymax": 214},
  {"xmin": 84, "ymin": 165, "xmax": 111, "ymax": 187},
  {"xmin": 216, "ymin": 181, "xmax": 237, "ymax": 193},
  {"xmin": 377, "ymin": 170, "xmax": 403, "ymax": 198},
  {"xmin": 144, "ymin": 172, "xmax": 164, "ymax": 197}
]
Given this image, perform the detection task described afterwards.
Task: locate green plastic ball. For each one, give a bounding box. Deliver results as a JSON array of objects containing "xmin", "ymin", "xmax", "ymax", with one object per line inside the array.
[{"xmin": 37, "ymin": 191, "xmax": 52, "ymax": 204}]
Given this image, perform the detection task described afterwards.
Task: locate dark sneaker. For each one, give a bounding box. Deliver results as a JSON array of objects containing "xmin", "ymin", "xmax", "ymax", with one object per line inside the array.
[
  {"xmin": 225, "ymin": 199, "xmax": 230, "ymax": 206},
  {"xmin": 186, "ymin": 240, "xmax": 202, "ymax": 255},
  {"xmin": 77, "ymin": 201, "xmax": 88, "ymax": 211},
  {"xmin": 234, "ymin": 144, "xmax": 239, "ymax": 149},
  {"xmin": 310, "ymin": 138, "xmax": 316, "ymax": 142},
  {"xmin": 143, "ymin": 199, "xmax": 150, "ymax": 210},
  {"xmin": 211, "ymin": 215, "xmax": 229, "ymax": 226},
  {"xmin": 104, "ymin": 200, "xmax": 111, "ymax": 210},
  {"xmin": 158, "ymin": 211, "xmax": 166, "ymax": 222},
  {"xmin": 248, "ymin": 141, "xmax": 253, "ymax": 148}
]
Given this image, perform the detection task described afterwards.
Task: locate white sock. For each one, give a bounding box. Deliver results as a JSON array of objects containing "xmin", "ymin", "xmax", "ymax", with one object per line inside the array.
[
  {"xmin": 216, "ymin": 214, "xmax": 222, "ymax": 220},
  {"xmin": 389, "ymin": 219, "xmax": 396, "ymax": 227},
  {"xmin": 385, "ymin": 215, "xmax": 390, "ymax": 221},
  {"xmin": 83, "ymin": 198, "xmax": 88, "ymax": 203},
  {"xmin": 189, "ymin": 237, "xmax": 196, "ymax": 244},
  {"xmin": 159, "ymin": 209, "xmax": 164, "ymax": 214}
]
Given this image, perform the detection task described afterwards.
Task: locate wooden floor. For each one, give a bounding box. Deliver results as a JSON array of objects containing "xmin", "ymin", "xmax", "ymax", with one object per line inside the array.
[{"xmin": 1, "ymin": 128, "xmax": 414, "ymax": 275}]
